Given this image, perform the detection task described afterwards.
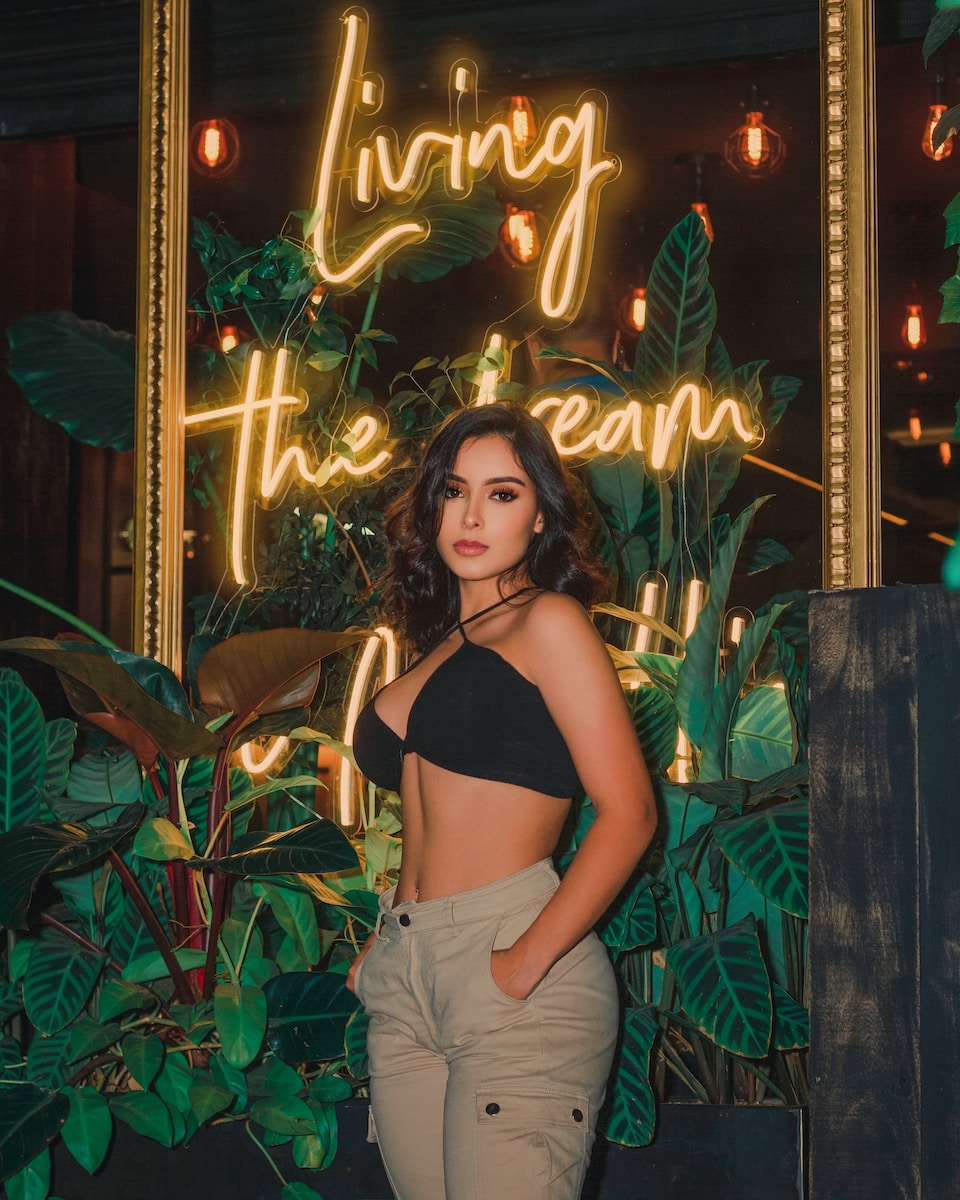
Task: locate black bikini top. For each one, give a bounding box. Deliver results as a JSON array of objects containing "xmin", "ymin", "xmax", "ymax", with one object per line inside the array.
[{"xmin": 352, "ymin": 591, "xmax": 579, "ymax": 799}]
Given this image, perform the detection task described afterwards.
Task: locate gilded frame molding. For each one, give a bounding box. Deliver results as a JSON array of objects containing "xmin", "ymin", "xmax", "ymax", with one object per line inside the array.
[
  {"xmin": 134, "ymin": 0, "xmax": 189, "ymax": 666},
  {"xmin": 133, "ymin": 1, "xmax": 874, "ymax": 663},
  {"xmin": 821, "ymin": 0, "xmax": 881, "ymax": 588}
]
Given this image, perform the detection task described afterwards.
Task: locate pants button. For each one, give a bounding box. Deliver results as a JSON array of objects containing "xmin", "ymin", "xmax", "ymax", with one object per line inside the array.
[
  {"xmin": 398, "ymin": 913, "xmax": 411, "ymax": 926},
  {"xmin": 485, "ymin": 1102, "xmax": 500, "ymax": 1115},
  {"xmin": 571, "ymin": 1108, "xmax": 584, "ymax": 1123}
]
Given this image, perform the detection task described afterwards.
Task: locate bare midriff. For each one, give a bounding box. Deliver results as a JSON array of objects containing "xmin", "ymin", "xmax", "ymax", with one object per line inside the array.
[{"xmin": 393, "ymin": 758, "xmax": 571, "ymax": 903}]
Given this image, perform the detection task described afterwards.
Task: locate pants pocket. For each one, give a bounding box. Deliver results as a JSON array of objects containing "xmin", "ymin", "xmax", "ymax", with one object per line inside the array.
[{"xmin": 474, "ymin": 1083, "xmax": 590, "ymax": 1198}]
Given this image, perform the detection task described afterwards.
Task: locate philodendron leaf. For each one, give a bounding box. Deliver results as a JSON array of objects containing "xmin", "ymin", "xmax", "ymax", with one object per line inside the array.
[
  {"xmin": 61, "ymin": 1086, "xmax": 112, "ymax": 1175},
  {"xmin": 666, "ymin": 914, "xmax": 772, "ymax": 1058},
  {"xmin": 214, "ymin": 983, "xmax": 267, "ymax": 1070},
  {"xmin": 249, "ymin": 1094, "xmax": 317, "ymax": 1137},
  {"xmin": 122, "ymin": 1032, "xmax": 165, "ymax": 1089},
  {"xmin": 712, "ymin": 798, "xmax": 808, "ymax": 919},
  {"xmin": 109, "ymin": 1092, "xmax": 175, "ymax": 1146},
  {"xmin": 3, "ymin": 1144, "xmax": 49, "ymax": 1200},
  {"xmin": 0, "ymin": 675, "xmax": 46, "ymax": 832},
  {"xmin": 600, "ymin": 1005, "xmax": 660, "ymax": 1147},
  {"xmin": 264, "ymin": 971, "xmax": 359, "ymax": 1064},
  {"xmin": 196, "ymin": 628, "xmax": 369, "ymax": 733},
  {"xmin": 5, "ymin": 310, "xmax": 136, "ymax": 451},
  {"xmin": 0, "ymin": 1084, "xmax": 68, "ymax": 1187},
  {"xmin": 133, "ymin": 817, "xmax": 196, "ymax": 863},
  {"xmin": 199, "ymin": 818, "xmax": 358, "ymax": 877},
  {"xmin": 0, "ymin": 802, "xmax": 145, "ymax": 929},
  {"xmin": 0, "ymin": 639, "xmax": 222, "ymax": 767},
  {"xmin": 188, "ymin": 1079, "xmax": 236, "ymax": 1126},
  {"xmin": 121, "ymin": 948, "xmax": 207, "ymax": 986}
]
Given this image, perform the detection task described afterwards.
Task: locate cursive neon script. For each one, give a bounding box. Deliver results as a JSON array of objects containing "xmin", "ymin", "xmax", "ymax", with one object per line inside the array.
[
  {"xmin": 311, "ymin": 7, "xmax": 620, "ymax": 323},
  {"xmin": 184, "ymin": 348, "xmax": 391, "ymax": 587}
]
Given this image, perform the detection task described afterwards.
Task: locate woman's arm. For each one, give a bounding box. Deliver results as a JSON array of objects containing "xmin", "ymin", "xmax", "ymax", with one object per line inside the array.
[{"xmin": 491, "ymin": 592, "xmax": 657, "ymax": 1000}]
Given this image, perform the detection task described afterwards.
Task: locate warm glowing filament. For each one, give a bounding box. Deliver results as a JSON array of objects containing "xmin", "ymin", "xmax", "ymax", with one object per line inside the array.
[
  {"xmin": 341, "ymin": 627, "xmax": 399, "ymax": 825},
  {"xmin": 508, "ymin": 211, "xmax": 537, "ymax": 262},
  {"xmin": 202, "ymin": 128, "xmax": 223, "ymax": 168},
  {"xmin": 631, "ymin": 292, "xmax": 647, "ymax": 330},
  {"xmin": 240, "ymin": 737, "xmax": 289, "ymax": 776},
  {"xmin": 941, "ymin": 442, "xmax": 953, "ymax": 466},
  {"xmin": 475, "ymin": 333, "xmax": 506, "ymax": 405},
  {"xmin": 632, "ymin": 578, "xmax": 663, "ymax": 655},
  {"xmin": 922, "ymin": 104, "xmax": 953, "ymax": 160},
  {"xmin": 902, "ymin": 303, "xmax": 926, "ymax": 350},
  {"xmin": 691, "ymin": 202, "xmax": 714, "ymax": 243},
  {"xmin": 909, "ymin": 412, "xmax": 923, "ymax": 441},
  {"xmin": 220, "ymin": 326, "xmax": 240, "ymax": 353},
  {"xmin": 745, "ymin": 122, "xmax": 764, "ymax": 164}
]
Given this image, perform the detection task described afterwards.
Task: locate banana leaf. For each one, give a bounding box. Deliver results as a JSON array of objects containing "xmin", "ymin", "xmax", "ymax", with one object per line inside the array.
[
  {"xmin": 712, "ymin": 798, "xmax": 809, "ymax": 919},
  {"xmin": 199, "ymin": 818, "xmax": 358, "ymax": 877}
]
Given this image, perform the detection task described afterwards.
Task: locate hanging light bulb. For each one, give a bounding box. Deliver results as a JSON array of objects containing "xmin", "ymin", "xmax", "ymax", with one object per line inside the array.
[
  {"xmin": 723, "ymin": 85, "xmax": 786, "ymax": 178},
  {"xmin": 618, "ymin": 286, "xmax": 647, "ymax": 334},
  {"xmin": 941, "ymin": 442, "xmax": 953, "ymax": 466},
  {"xmin": 676, "ymin": 153, "xmax": 720, "ymax": 243},
  {"xmin": 921, "ymin": 74, "xmax": 953, "ymax": 161},
  {"xmin": 189, "ymin": 117, "xmax": 241, "ymax": 177},
  {"xmin": 901, "ymin": 302, "xmax": 927, "ymax": 350},
  {"xmin": 499, "ymin": 205, "xmax": 540, "ymax": 266},
  {"xmin": 909, "ymin": 409, "xmax": 923, "ymax": 441},
  {"xmin": 219, "ymin": 325, "xmax": 241, "ymax": 353},
  {"xmin": 501, "ymin": 95, "xmax": 538, "ymax": 150}
]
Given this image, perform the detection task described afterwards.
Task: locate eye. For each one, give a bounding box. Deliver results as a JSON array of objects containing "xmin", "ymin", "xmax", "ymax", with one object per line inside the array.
[
  {"xmin": 443, "ymin": 483, "xmax": 462, "ymax": 499},
  {"xmin": 491, "ymin": 488, "xmax": 518, "ymax": 502}
]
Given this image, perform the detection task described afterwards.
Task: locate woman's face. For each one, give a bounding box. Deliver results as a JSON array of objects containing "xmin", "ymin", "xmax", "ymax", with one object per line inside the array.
[{"xmin": 436, "ymin": 435, "xmax": 544, "ymax": 587}]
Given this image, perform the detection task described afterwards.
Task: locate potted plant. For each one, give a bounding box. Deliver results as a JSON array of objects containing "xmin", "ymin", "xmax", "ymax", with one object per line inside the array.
[{"xmin": 0, "ymin": 628, "xmax": 396, "ymax": 1200}]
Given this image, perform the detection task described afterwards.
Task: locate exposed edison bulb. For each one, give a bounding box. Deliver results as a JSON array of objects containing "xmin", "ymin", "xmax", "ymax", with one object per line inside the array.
[
  {"xmin": 723, "ymin": 110, "xmax": 786, "ymax": 177},
  {"xmin": 220, "ymin": 325, "xmax": 241, "ymax": 353},
  {"xmin": 909, "ymin": 410, "xmax": 923, "ymax": 442},
  {"xmin": 618, "ymin": 286, "xmax": 647, "ymax": 334},
  {"xmin": 902, "ymin": 303, "xmax": 926, "ymax": 350},
  {"xmin": 922, "ymin": 103, "xmax": 953, "ymax": 160},
  {"xmin": 506, "ymin": 96, "xmax": 537, "ymax": 150},
  {"xmin": 691, "ymin": 201, "xmax": 715, "ymax": 243},
  {"xmin": 499, "ymin": 205, "xmax": 540, "ymax": 265},
  {"xmin": 941, "ymin": 441, "xmax": 953, "ymax": 466},
  {"xmin": 189, "ymin": 117, "xmax": 240, "ymax": 177}
]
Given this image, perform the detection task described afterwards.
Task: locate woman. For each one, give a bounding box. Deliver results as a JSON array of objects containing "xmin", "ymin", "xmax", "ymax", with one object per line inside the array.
[{"xmin": 349, "ymin": 403, "xmax": 656, "ymax": 1200}]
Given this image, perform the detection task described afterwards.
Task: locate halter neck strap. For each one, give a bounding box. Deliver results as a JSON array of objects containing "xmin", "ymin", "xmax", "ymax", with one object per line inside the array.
[{"xmin": 454, "ymin": 586, "xmax": 539, "ymax": 641}]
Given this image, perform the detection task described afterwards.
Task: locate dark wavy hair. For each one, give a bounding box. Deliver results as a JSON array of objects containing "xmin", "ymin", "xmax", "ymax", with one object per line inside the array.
[{"xmin": 380, "ymin": 404, "xmax": 609, "ymax": 651}]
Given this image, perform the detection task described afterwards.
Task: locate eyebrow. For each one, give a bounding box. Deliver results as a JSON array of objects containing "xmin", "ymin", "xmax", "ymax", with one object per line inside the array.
[{"xmin": 447, "ymin": 473, "xmax": 529, "ymax": 487}]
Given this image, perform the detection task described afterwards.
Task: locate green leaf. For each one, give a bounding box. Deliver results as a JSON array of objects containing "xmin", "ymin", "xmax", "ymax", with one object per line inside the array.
[
  {"xmin": 121, "ymin": 948, "xmax": 207, "ymax": 985},
  {"xmin": 281, "ymin": 1183, "xmax": 324, "ymax": 1200},
  {"xmin": 772, "ymin": 982, "xmax": 809, "ymax": 1050},
  {"xmin": 246, "ymin": 1058, "xmax": 304, "ymax": 1097},
  {"xmin": 599, "ymin": 874, "xmax": 657, "ymax": 957},
  {"xmin": 666, "ymin": 914, "xmax": 772, "ymax": 1058},
  {"xmin": 153, "ymin": 1053, "xmax": 196, "ymax": 1134},
  {"xmin": 0, "ymin": 677, "xmax": 46, "ymax": 833},
  {"xmin": 254, "ymin": 882, "xmax": 320, "ymax": 967},
  {"xmin": 712, "ymin": 798, "xmax": 808, "ymax": 919},
  {"xmin": 61, "ymin": 1087, "xmax": 112, "ymax": 1174},
  {"xmin": 944, "ymin": 192, "xmax": 960, "ymax": 250},
  {"xmin": 210, "ymin": 1053, "xmax": 248, "ymax": 1111},
  {"xmin": 633, "ymin": 213, "xmax": 716, "ymax": 391},
  {"xmin": 188, "ymin": 1079, "xmax": 236, "ymax": 1126},
  {"xmin": 307, "ymin": 1075, "xmax": 352, "ymax": 1103},
  {"xmin": 25, "ymin": 1030, "xmax": 71, "ymax": 1091},
  {"xmin": 67, "ymin": 1017, "xmax": 122, "ymax": 1065},
  {"xmin": 121, "ymin": 1033, "xmax": 165, "ymax": 1089},
  {"xmin": 133, "ymin": 818, "xmax": 195, "ymax": 863},
  {"xmin": 109, "ymin": 1092, "xmax": 174, "ymax": 1146},
  {"xmin": 728, "ymin": 685, "xmax": 795, "ymax": 782},
  {"xmin": 3, "ymin": 1145, "xmax": 49, "ymax": 1200},
  {"xmin": 214, "ymin": 983, "xmax": 267, "ymax": 1070},
  {"xmin": 248, "ymin": 1094, "xmax": 317, "ymax": 1136},
  {"xmin": 939, "ymin": 272, "xmax": 960, "ymax": 324},
  {"xmin": 5, "ymin": 311, "xmax": 135, "ymax": 451},
  {"xmin": 264, "ymin": 972, "xmax": 359, "ymax": 1064},
  {"xmin": 627, "ymin": 687, "xmax": 678, "ymax": 775},
  {"xmin": 0, "ymin": 1085, "xmax": 68, "ymax": 1186},
  {"xmin": 42, "ymin": 719, "xmax": 76, "ymax": 803},
  {"xmin": 924, "ymin": 6, "xmax": 960, "ymax": 62},
  {"xmin": 344, "ymin": 1009, "xmax": 369, "ymax": 1080},
  {"xmin": 600, "ymin": 1005, "xmax": 659, "ymax": 1147},
  {"xmin": 201, "ymin": 819, "xmax": 358, "ymax": 878},
  {"xmin": 96, "ymin": 978, "xmax": 151, "ymax": 1024},
  {"xmin": 22, "ymin": 932, "xmax": 106, "ymax": 1035}
]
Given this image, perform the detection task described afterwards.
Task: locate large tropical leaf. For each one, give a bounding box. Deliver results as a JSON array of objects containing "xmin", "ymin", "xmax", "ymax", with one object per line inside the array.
[
  {"xmin": 5, "ymin": 311, "xmax": 135, "ymax": 451},
  {"xmin": 199, "ymin": 818, "xmax": 358, "ymax": 877},
  {"xmin": 0, "ymin": 802, "xmax": 145, "ymax": 929},
  {"xmin": 771, "ymin": 982, "xmax": 809, "ymax": 1050},
  {"xmin": 712, "ymin": 798, "xmax": 808, "ymax": 918},
  {"xmin": 0, "ymin": 1084, "xmax": 67, "ymax": 1186},
  {"xmin": 627, "ymin": 687, "xmax": 678, "ymax": 775},
  {"xmin": 599, "ymin": 1005, "xmax": 660, "ymax": 1147},
  {"xmin": 264, "ymin": 971, "xmax": 359, "ymax": 1063},
  {"xmin": 666, "ymin": 913, "xmax": 772, "ymax": 1058},
  {"xmin": 0, "ymin": 640, "xmax": 221, "ymax": 767},
  {"xmin": 22, "ymin": 931, "xmax": 106, "ymax": 1035},
  {"xmin": 196, "ymin": 629, "xmax": 368, "ymax": 734},
  {"xmin": 633, "ymin": 213, "xmax": 716, "ymax": 392},
  {"xmin": 0, "ymin": 677, "xmax": 45, "ymax": 832},
  {"xmin": 42, "ymin": 718, "xmax": 76, "ymax": 804},
  {"xmin": 61, "ymin": 1086, "xmax": 112, "ymax": 1175},
  {"xmin": 109, "ymin": 1092, "xmax": 175, "ymax": 1146},
  {"xmin": 598, "ymin": 873, "xmax": 658, "ymax": 957},
  {"xmin": 24, "ymin": 1029, "xmax": 72, "ymax": 1090},
  {"xmin": 674, "ymin": 497, "xmax": 767, "ymax": 749},
  {"xmin": 255, "ymin": 882, "xmax": 321, "ymax": 966},
  {"xmin": 214, "ymin": 983, "xmax": 267, "ymax": 1070},
  {"xmin": 728, "ymin": 684, "xmax": 795, "ymax": 782},
  {"xmin": 698, "ymin": 603, "xmax": 788, "ymax": 781}
]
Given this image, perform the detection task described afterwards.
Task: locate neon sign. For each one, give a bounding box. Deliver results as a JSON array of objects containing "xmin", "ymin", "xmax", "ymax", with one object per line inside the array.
[
  {"xmin": 184, "ymin": 348, "xmax": 391, "ymax": 587},
  {"xmin": 311, "ymin": 7, "xmax": 620, "ymax": 323}
]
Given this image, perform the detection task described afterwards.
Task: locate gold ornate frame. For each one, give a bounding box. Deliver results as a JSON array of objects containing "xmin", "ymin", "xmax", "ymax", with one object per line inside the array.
[{"xmin": 134, "ymin": 0, "xmax": 877, "ymax": 666}]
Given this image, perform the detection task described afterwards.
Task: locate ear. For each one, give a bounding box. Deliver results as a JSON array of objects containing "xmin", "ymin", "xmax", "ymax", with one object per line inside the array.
[{"xmin": 533, "ymin": 510, "xmax": 545, "ymax": 535}]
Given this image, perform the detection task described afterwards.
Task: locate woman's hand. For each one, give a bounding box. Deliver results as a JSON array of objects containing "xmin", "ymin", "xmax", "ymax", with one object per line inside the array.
[
  {"xmin": 346, "ymin": 932, "xmax": 377, "ymax": 995},
  {"xmin": 490, "ymin": 944, "xmax": 545, "ymax": 1001}
]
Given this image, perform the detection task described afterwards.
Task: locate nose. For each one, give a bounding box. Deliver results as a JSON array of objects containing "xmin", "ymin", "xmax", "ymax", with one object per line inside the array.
[{"xmin": 461, "ymin": 501, "xmax": 482, "ymax": 529}]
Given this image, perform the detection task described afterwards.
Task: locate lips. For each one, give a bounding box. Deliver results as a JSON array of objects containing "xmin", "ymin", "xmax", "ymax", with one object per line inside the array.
[{"xmin": 453, "ymin": 540, "xmax": 488, "ymax": 555}]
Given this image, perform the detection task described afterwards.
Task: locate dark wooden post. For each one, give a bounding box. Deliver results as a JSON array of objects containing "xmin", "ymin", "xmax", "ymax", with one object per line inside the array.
[{"xmin": 809, "ymin": 584, "xmax": 960, "ymax": 1199}]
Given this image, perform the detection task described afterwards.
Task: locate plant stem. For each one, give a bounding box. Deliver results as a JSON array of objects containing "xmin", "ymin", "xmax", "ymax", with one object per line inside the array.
[
  {"xmin": 345, "ymin": 264, "xmax": 384, "ymax": 395},
  {"xmin": 39, "ymin": 913, "xmax": 124, "ymax": 977},
  {"xmin": 0, "ymin": 577, "xmax": 119, "ymax": 647},
  {"xmin": 108, "ymin": 850, "xmax": 198, "ymax": 1004},
  {"xmin": 243, "ymin": 1121, "xmax": 288, "ymax": 1185},
  {"xmin": 321, "ymin": 498, "xmax": 374, "ymax": 593}
]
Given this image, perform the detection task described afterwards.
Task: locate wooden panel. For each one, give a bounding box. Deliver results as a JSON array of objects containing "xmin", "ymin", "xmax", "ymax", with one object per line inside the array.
[{"xmin": 809, "ymin": 584, "xmax": 960, "ymax": 1199}]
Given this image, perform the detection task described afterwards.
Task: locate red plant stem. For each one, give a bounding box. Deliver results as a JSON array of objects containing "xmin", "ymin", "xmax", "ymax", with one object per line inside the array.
[
  {"xmin": 200, "ymin": 746, "xmax": 233, "ymax": 1000},
  {"xmin": 108, "ymin": 849, "xmax": 198, "ymax": 1005},
  {"xmin": 201, "ymin": 873, "xmax": 232, "ymax": 1001}
]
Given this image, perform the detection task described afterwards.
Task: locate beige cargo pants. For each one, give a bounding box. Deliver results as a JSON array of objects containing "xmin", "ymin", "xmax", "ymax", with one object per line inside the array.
[{"xmin": 353, "ymin": 860, "xmax": 620, "ymax": 1200}]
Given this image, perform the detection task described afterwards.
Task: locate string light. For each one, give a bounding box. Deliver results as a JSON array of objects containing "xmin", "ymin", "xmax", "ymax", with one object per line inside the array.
[
  {"xmin": 921, "ymin": 74, "xmax": 953, "ymax": 160},
  {"xmin": 618, "ymin": 286, "xmax": 647, "ymax": 334},
  {"xmin": 901, "ymin": 302, "xmax": 926, "ymax": 350},
  {"xmin": 499, "ymin": 205, "xmax": 541, "ymax": 265},
  {"xmin": 189, "ymin": 118, "xmax": 241, "ymax": 177},
  {"xmin": 502, "ymin": 95, "xmax": 538, "ymax": 149},
  {"xmin": 723, "ymin": 85, "xmax": 786, "ymax": 178}
]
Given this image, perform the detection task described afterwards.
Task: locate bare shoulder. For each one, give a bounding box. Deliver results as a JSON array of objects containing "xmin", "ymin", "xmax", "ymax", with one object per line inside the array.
[{"xmin": 519, "ymin": 590, "xmax": 604, "ymax": 655}]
